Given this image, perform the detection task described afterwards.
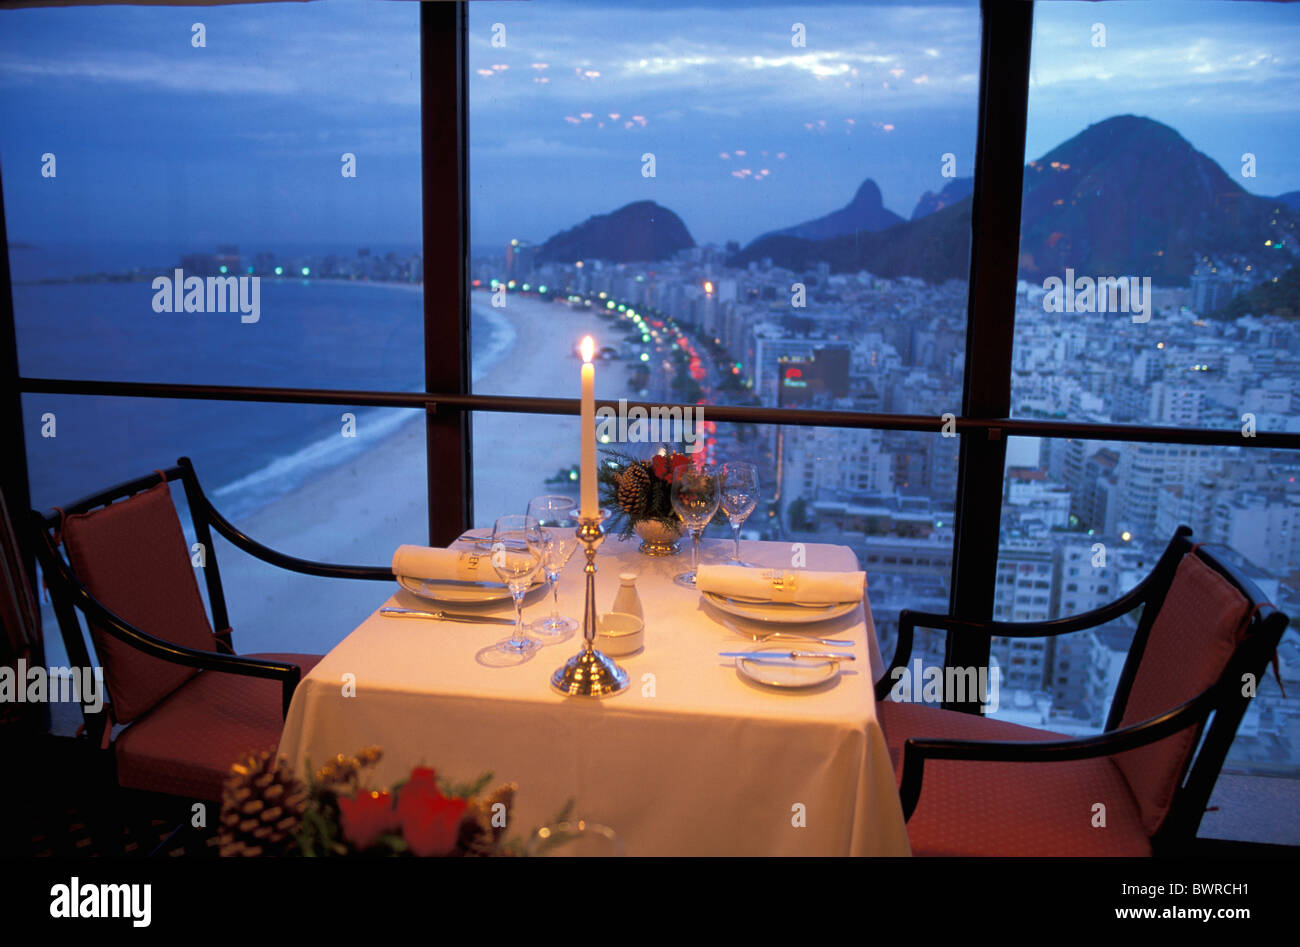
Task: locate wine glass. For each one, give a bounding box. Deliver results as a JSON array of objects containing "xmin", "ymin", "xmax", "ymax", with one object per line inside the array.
[
  {"xmin": 670, "ymin": 463, "xmax": 720, "ymax": 589},
  {"xmin": 526, "ymin": 495, "xmax": 579, "ymax": 637},
  {"xmin": 489, "ymin": 514, "xmax": 545, "ymax": 656},
  {"xmin": 720, "ymin": 462, "xmax": 759, "ymax": 566}
]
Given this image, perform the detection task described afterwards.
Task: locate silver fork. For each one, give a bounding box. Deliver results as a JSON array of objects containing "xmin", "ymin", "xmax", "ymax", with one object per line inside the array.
[{"xmin": 717, "ymin": 615, "xmax": 853, "ymax": 648}]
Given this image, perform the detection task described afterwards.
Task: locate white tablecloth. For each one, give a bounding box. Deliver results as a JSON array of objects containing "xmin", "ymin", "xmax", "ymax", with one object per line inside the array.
[{"xmin": 277, "ymin": 536, "xmax": 910, "ymax": 856}]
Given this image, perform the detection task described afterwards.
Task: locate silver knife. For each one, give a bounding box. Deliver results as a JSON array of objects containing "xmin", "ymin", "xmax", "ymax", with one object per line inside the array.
[
  {"xmin": 719, "ymin": 651, "xmax": 856, "ymax": 661},
  {"xmin": 381, "ymin": 607, "xmax": 516, "ymax": 625}
]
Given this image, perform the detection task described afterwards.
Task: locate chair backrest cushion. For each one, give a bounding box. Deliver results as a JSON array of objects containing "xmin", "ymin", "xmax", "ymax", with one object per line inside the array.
[
  {"xmin": 1114, "ymin": 552, "xmax": 1250, "ymax": 834},
  {"xmin": 61, "ymin": 481, "xmax": 216, "ymax": 723}
]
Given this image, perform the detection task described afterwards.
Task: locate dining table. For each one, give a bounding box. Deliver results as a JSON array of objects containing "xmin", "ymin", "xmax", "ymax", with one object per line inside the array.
[{"xmin": 276, "ymin": 534, "xmax": 912, "ymax": 856}]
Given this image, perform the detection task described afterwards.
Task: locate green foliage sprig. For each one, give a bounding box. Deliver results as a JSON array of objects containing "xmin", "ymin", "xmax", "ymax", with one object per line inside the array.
[{"xmin": 597, "ymin": 446, "xmax": 687, "ymax": 540}]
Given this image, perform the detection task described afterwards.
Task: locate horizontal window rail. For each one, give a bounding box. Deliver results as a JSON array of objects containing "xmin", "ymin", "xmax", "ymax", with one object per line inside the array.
[{"xmin": 18, "ymin": 375, "xmax": 1300, "ymax": 450}]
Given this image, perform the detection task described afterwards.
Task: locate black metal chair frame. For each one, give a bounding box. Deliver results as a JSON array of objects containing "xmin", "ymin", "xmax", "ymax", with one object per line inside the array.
[
  {"xmin": 875, "ymin": 525, "xmax": 1289, "ymax": 855},
  {"xmin": 29, "ymin": 455, "xmax": 394, "ymax": 752}
]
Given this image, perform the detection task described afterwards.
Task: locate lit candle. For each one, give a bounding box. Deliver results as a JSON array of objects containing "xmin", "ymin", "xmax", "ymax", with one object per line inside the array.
[{"xmin": 580, "ymin": 335, "xmax": 597, "ymax": 520}]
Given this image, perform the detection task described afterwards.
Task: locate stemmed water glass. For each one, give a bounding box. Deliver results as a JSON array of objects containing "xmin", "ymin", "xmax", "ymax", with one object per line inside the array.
[
  {"xmin": 489, "ymin": 514, "xmax": 546, "ymax": 656},
  {"xmin": 720, "ymin": 462, "xmax": 759, "ymax": 566},
  {"xmin": 670, "ymin": 463, "xmax": 720, "ymax": 589},
  {"xmin": 526, "ymin": 495, "xmax": 579, "ymax": 637}
]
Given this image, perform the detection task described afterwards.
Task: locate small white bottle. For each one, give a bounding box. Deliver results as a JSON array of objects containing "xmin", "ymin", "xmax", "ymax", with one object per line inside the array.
[{"xmin": 611, "ymin": 572, "xmax": 643, "ymax": 621}]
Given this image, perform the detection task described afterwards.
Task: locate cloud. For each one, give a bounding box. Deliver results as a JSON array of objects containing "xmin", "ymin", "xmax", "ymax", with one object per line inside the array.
[
  {"xmin": 0, "ymin": 2, "xmax": 420, "ymax": 106},
  {"xmin": 467, "ymin": 1, "xmax": 982, "ymax": 119},
  {"xmin": 472, "ymin": 136, "xmax": 612, "ymax": 159},
  {"xmin": 1028, "ymin": 6, "xmax": 1300, "ymax": 116}
]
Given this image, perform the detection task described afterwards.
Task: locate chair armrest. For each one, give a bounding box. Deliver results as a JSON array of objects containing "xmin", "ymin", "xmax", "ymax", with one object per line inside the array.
[
  {"xmin": 88, "ymin": 596, "xmax": 303, "ymax": 717},
  {"xmin": 876, "ymin": 611, "xmax": 917, "ymax": 701},
  {"xmin": 913, "ymin": 579, "xmax": 1150, "ymax": 640},
  {"xmin": 38, "ymin": 547, "xmax": 305, "ymax": 717},
  {"xmin": 874, "ymin": 584, "xmax": 1153, "ymax": 702},
  {"xmin": 177, "ymin": 457, "xmax": 394, "ymax": 582},
  {"xmin": 208, "ymin": 507, "xmax": 395, "ymax": 582},
  {"xmin": 896, "ymin": 686, "xmax": 1220, "ymax": 820}
]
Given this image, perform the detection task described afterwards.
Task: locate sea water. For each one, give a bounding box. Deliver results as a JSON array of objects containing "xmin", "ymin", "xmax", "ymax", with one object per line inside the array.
[{"xmin": 14, "ymin": 261, "xmax": 510, "ymax": 519}]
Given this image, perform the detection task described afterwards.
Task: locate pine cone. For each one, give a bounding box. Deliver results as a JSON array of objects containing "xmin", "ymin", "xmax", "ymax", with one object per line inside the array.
[
  {"xmin": 454, "ymin": 782, "xmax": 517, "ymax": 857},
  {"xmin": 616, "ymin": 464, "xmax": 651, "ymax": 517},
  {"xmin": 218, "ymin": 750, "xmax": 309, "ymax": 857}
]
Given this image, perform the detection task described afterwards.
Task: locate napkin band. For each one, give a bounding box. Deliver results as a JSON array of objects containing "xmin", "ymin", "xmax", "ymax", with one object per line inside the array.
[
  {"xmin": 457, "ymin": 551, "xmax": 487, "ymax": 575},
  {"xmin": 761, "ymin": 570, "xmax": 802, "ymax": 602}
]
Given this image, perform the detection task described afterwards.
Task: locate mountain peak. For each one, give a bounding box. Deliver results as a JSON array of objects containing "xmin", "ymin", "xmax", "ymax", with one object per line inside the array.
[
  {"xmin": 752, "ymin": 177, "xmax": 903, "ymax": 244},
  {"xmin": 731, "ymin": 114, "xmax": 1297, "ymax": 286},
  {"xmin": 849, "ymin": 178, "xmax": 885, "ymax": 209},
  {"xmin": 912, "ymin": 176, "xmax": 974, "ymax": 221},
  {"xmin": 1017, "ymin": 112, "xmax": 1282, "ymax": 282},
  {"xmin": 1086, "ymin": 114, "xmax": 1185, "ymax": 139},
  {"xmin": 538, "ymin": 201, "xmax": 695, "ymax": 264}
]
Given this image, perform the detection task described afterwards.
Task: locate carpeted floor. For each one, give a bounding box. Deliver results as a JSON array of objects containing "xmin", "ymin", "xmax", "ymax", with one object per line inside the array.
[
  {"xmin": 23, "ymin": 807, "xmax": 220, "ymax": 858},
  {"xmin": 0, "ymin": 724, "xmax": 220, "ymax": 858}
]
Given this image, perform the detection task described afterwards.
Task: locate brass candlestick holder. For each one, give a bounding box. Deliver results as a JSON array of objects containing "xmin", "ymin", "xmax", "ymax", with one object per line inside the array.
[{"xmin": 551, "ymin": 510, "xmax": 629, "ymax": 697}]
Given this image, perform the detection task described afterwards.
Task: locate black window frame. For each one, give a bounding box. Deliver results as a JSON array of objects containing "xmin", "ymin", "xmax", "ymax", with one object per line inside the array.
[{"xmin": 2, "ymin": 0, "xmax": 1299, "ymax": 715}]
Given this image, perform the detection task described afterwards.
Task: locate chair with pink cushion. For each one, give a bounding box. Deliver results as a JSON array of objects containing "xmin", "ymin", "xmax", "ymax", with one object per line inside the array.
[
  {"xmin": 875, "ymin": 526, "xmax": 1288, "ymax": 856},
  {"xmin": 30, "ymin": 456, "xmax": 394, "ymax": 805}
]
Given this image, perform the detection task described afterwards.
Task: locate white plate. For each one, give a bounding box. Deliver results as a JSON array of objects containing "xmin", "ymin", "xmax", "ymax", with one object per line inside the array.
[
  {"xmin": 703, "ymin": 591, "xmax": 858, "ymax": 625},
  {"xmin": 735, "ymin": 647, "xmax": 842, "ymax": 689},
  {"xmin": 397, "ymin": 574, "xmax": 544, "ymax": 604}
]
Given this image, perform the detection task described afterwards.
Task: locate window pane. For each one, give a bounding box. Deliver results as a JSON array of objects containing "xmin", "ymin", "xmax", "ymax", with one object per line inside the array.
[
  {"xmin": 26, "ymin": 395, "xmax": 424, "ymax": 665},
  {"xmin": 471, "ymin": 409, "xmax": 957, "ymax": 663},
  {"xmin": 1012, "ymin": 1, "xmax": 1300, "ymax": 429},
  {"xmin": 469, "ymin": 0, "xmax": 980, "ymax": 414},
  {"xmin": 994, "ymin": 434, "xmax": 1299, "ymax": 839},
  {"xmin": 0, "ymin": 1, "xmax": 423, "ymax": 389}
]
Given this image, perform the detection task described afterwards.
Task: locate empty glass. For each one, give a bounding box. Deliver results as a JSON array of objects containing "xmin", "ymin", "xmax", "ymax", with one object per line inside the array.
[
  {"xmin": 720, "ymin": 461, "xmax": 759, "ymax": 566},
  {"xmin": 489, "ymin": 514, "xmax": 545, "ymax": 656},
  {"xmin": 526, "ymin": 495, "xmax": 579, "ymax": 636},
  {"xmin": 670, "ymin": 463, "xmax": 720, "ymax": 589}
]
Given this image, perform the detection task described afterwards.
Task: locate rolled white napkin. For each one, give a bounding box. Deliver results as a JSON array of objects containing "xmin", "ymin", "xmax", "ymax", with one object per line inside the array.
[
  {"xmin": 696, "ymin": 564, "xmax": 865, "ymax": 604},
  {"xmin": 392, "ymin": 545, "xmax": 495, "ymax": 582}
]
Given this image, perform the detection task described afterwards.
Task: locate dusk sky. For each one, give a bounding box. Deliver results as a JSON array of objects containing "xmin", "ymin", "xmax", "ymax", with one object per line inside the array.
[{"xmin": 0, "ymin": 0, "xmax": 1297, "ymax": 254}]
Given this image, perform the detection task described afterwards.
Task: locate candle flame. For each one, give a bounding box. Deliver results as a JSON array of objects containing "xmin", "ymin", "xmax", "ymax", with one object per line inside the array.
[{"xmin": 580, "ymin": 336, "xmax": 595, "ymax": 363}]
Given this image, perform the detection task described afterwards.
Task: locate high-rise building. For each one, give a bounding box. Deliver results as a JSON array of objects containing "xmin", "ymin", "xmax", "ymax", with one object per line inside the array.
[
  {"xmin": 992, "ymin": 541, "xmax": 1057, "ymax": 692},
  {"xmin": 505, "ymin": 239, "xmax": 539, "ymax": 279},
  {"xmin": 1077, "ymin": 448, "xmax": 1120, "ymax": 533},
  {"xmin": 1210, "ymin": 491, "xmax": 1300, "ymax": 576},
  {"xmin": 1115, "ymin": 442, "xmax": 1210, "ymax": 539},
  {"xmin": 779, "ymin": 425, "xmax": 891, "ymax": 500}
]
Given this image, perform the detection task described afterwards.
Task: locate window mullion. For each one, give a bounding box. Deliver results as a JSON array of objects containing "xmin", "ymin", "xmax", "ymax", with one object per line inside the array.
[
  {"xmin": 423, "ymin": 1, "xmax": 473, "ymax": 545},
  {"xmin": 946, "ymin": 0, "xmax": 1035, "ymax": 711},
  {"xmin": 0, "ymin": 158, "xmax": 40, "ymax": 658}
]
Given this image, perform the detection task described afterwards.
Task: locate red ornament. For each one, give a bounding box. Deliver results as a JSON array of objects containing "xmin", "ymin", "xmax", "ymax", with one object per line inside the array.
[
  {"xmin": 396, "ymin": 767, "xmax": 469, "ymax": 857},
  {"xmin": 337, "ymin": 790, "xmax": 397, "ymax": 851},
  {"xmin": 651, "ymin": 452, "xmax": 691, "ymax": 481}
]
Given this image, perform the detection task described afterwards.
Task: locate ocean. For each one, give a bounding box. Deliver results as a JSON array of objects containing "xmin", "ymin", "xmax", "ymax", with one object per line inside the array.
[{"xmin": 11, "ymin": 244, "xmax": 514, "ymax": 521}]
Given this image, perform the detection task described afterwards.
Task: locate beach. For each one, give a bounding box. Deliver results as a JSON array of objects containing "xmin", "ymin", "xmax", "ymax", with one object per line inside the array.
[{"xmin": 214, "ymin": 293, "xmax": 637, "ymax": 656}]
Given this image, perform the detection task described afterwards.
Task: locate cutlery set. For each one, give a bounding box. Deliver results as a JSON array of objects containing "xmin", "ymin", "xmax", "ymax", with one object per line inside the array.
[
  {"xmin": 711, "ymin": 614, "xmax": 855, "ymax": 664},
  {"xmin": 718, "ymin": 651, "xmax": 856, "ymax": 662},
  {"xmin": 383, "ymin": 604, "xmax": 857, "ymax": 668},
  {"xmin": 386, "ymin": 565, "xmax": 860, "ymax": 675}
]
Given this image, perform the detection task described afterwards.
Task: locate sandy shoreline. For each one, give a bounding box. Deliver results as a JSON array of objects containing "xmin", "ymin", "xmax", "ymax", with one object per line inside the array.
[{"xmin": 220, "ymin": 294, "xmax": 636, "ymax": 655}]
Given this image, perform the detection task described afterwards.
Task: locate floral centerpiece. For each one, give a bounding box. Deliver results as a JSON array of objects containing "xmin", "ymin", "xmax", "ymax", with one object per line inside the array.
[
  {"xmin": 217, "ymin": 746, "xmax": 540, "ymax": 857},
  {"xmin": 597, "ymin": 446, "xmax": 692, "ymax": 554}
]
